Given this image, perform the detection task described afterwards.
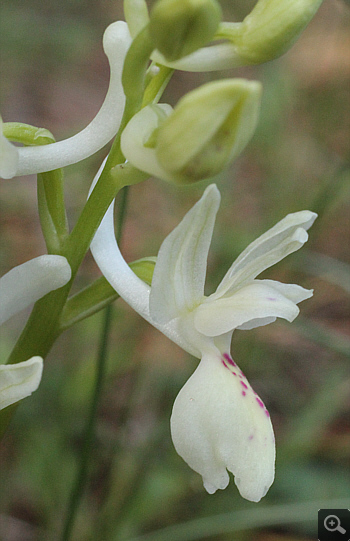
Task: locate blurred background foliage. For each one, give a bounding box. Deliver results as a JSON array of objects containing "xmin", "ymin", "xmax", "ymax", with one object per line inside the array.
[{"xmin": 0, "ymin": 0, "xmax": 350, "ymax": 540}]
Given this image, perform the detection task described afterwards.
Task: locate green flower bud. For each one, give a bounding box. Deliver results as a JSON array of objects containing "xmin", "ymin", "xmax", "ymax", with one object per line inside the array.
[
  {"xmin": 156, "ymin": 79, "xmax": 261, "ymax": 183},
  {"xmin": 149, "ymin": 0, "xmax": 222, "ymax": 62},
  {"xmin": 232, "ymin": 0, "xmax": 324, "ymax": 64},
  {"xmin": 121, "ymin": 79, "xmax": 261, "ymax": 184}
]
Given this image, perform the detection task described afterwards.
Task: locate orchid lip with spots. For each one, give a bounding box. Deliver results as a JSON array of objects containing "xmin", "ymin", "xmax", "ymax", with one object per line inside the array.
[{"xmin": 90, "ymin": 182, "xmax": 316, "ymax": 502}]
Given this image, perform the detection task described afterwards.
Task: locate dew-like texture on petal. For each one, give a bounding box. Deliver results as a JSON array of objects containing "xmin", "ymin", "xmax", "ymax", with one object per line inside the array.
[
  {"xmin": 13, "ymin": 22, "xmax": 131, "ymax": 177},
  {"xmin": 0, "ymin": 357, "xmax": 43, "ymax": 410},
  {"xmin": 150, "ymin": 184, "xmax": 220, "ymax": 324},
  {"xmin": 171, "ymin": 353, "xmax": 275, "ymax": 502},
  {"xmin": 0, "ymin": 255, "xmax": 71, "ymax": 325},
  {"xmin": 0, "ymin": 118, "xmax": 19, "ymax": 179},
  {"xmin": 194, "ymin": 280, "xmax": 304, "ymax": 336},
  {"xmin": 120, "ymin": 104, "xmax": 173, "ymax": 180},
  {"xmin": 213, "ymin": 210, "xmax": 317, "ymax": 298}
]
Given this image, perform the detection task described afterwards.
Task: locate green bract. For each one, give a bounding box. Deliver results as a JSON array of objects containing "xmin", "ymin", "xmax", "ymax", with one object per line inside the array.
[{"xmin": 149, "ymin": 0, "xmax": 222, "ymax": 61}]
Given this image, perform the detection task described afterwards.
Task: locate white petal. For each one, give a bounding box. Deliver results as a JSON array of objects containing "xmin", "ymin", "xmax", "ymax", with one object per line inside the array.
[
  {"xmin": 258, "ymin": 279, "xmax": 313, "ymax": 303},
  {"xmin": 171, "ymin": 352, "xmax": 275, "ymax": 502},
  {"xmin": 0, "ymin": 255, "xmax": 71, "ymax": 325},
  {"xmin": 0, "ymin": 357, "xmax": 43, "ymax": 410},
  {"xmin": 89, "ymin": 162, "xmax": 199, "ymax": 356},
  {"xmin": 121, "ymin": 103, "xmax": 174, "ymax": 181},
  {"xmin": 12, "ymin": 22, "xmax": 131, "ymax": 177},
  {"xmin": 152, "ymin": 43, "xmax": 246, "ymax": 72},
  {"xmin": 214, "ymin": 210, "xmax": 317, "ymax": 298},
  {"xmin": 149, "ymin": 184, "xmax": 220, "ymax": 324},
  {"xmin": 0, "ymin": 118, "xmax": 19, "ymax": 179},
  {"xmin": 194, "ymin": 281, "xmax": 303, "ymax": 336},
  {"xmin": 236, "ymin": 279, "xmax": 313, "ymax": 330}
]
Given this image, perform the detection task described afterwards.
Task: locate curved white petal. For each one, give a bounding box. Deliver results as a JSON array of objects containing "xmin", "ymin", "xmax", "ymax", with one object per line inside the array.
[
  {"xmin": 11, "ymin": 22, "xmax": 131, "ymax": 178},
  {"xmin": 213, "ymin": 210, "xmax": 317, "ymax": 298},
  {"xmin": 150, "ymin": 184, "xmax": 220, "ymax": 324},
  {"xmin": 121, "ymin": 104, "xmax": 174, "ymax": 181},
  {"xmin": 0, "ymin": 357, "xmax": 43, "ymax": 410},
  {"xmin": 236, "ymin": 279, "xmax": 313, "ymax": 331},
  {"xmin": 152, "ymin": 43, "xmax": 245, "ymax": 72},
  {"xmin": 257, "ymin": 279, "xmax": 313, "ymax": 303},
  {"xmin": 0, "ymin": 255, "xmax": 71, "ymax": 325},
  {"xmin": 194, "ymin": 280, "xmax": 304, "ymax": 336},
  {"xmin": 89, "ymin": 163, "xmax": 199, "ymax": 357},
  {"xmin": 0, "ymin": 118, "xmax": 19, "ymax": 179},
  {"xmin": 171, "ymin": 352, "xmax": 275, "ymax": 502}
]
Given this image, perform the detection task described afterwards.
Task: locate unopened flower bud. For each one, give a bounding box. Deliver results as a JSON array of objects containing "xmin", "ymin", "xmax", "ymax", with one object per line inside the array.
[
  {"xmin": 232, "ymin": 0, "xmax": 323, "ymax": 65},
  {"xmin": 121, "ymin": 79, "xmax": 261, "ymax": 184},
  {"xmin": 149, "ymin": 0, "xmax": 222, "ymax": 61}
]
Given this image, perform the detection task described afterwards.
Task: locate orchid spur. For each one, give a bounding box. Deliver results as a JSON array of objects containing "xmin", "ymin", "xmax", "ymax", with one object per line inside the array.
[
  {"xmin": 0, "ymin": 255, "xmax": 71, "ymax": 410},
  {"xmin": 0, "ymin": 21, "xmax": 131, "ymax": 179},
  {"xmin": 90, "ymin": 184, "xmax": 316, "ymax": 502}
]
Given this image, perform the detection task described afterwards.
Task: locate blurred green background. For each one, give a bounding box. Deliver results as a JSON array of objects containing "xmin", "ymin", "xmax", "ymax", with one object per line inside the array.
[{"xmin": 0, "ymin": 1, "xmax": 349, "ymax": 540}]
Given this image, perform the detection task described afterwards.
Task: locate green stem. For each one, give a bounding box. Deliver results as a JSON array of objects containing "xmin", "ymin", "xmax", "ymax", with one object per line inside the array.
[
  {"xmin": 61, "ymin": 303, "xmax": 112, "ymax": 541},
  {"xmin": 2, "ymin": 24, "xmax": 166, "ymax": 437},
  {"xmin": 122, "ymin": 24, "xmax": 155, "ymax": 113},
  {"xmin": 37, "ymin": 169, "xmax": 69, "ymax": 254},
  {"xmin": 142, "ymin": 64, "xmax": 174, "ymax": 107}
]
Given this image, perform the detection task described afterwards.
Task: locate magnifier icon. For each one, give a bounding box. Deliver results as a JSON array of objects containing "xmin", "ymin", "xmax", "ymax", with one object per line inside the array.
[{"xmin": 324, "ymin": 515, "xmax": 346, "ymax": 534}]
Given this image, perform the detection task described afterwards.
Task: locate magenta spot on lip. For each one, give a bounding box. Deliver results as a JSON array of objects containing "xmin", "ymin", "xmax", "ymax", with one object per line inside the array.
[
  {"xmin": 267, "ymin": 297, "xmax": 276, "ymax": 301},
  {"xmin": 248, "ymin": 434, "xmax": 254, "ymax": 440},
  {"xmin": 223, "ymin": 353, "xmax": 236, "ymax": 367},
  {"xmin": 221, "ymin": 360, "xmax": 229, "ymax": 370},
  {"xmin": 256, "ymin": 397, "xmax": 265, "ymax": 409},
  {"xmin": 265, "ymin": 410, "xmax": 270, "ymax": 417},
  {"xmin": 242, "ymin": 390, "xmax": 246, "ymax": 396},
  {"xmin": 232, "ymin": 371, "xmax": 237, "ymax": 376},
  {"xmin": 240, "ymin": 381, "xmax": 248, "ymax": 390}
]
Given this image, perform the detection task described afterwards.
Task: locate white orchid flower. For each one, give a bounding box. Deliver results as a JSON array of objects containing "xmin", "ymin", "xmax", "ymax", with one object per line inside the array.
[
  {"xmin": 90, "ymin": 184, "xmax": 316, "ymax": 501},
  {"xmin": 0, "ymin": 254, "xmax": 71, "ymax": 409},
  {"xmin": 0, "ymin": 21, "xmax": 131, "ymax": 179}
]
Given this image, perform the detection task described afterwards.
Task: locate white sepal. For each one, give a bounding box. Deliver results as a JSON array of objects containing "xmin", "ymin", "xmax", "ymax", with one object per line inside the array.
[
  {"xmin": 0, "ymin": 255, "xmax": 71, "ymax": 325},
  {"xmin": 171, "ymin": 352, "xmax": 275, "ymax": 502},
  {"xmin": 150, "ymin": 184, "xmax": 220, "ymax": 324},
  {"xmin": 0, "ymin": 357, "xmax": 43, "ymax": 410}
]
